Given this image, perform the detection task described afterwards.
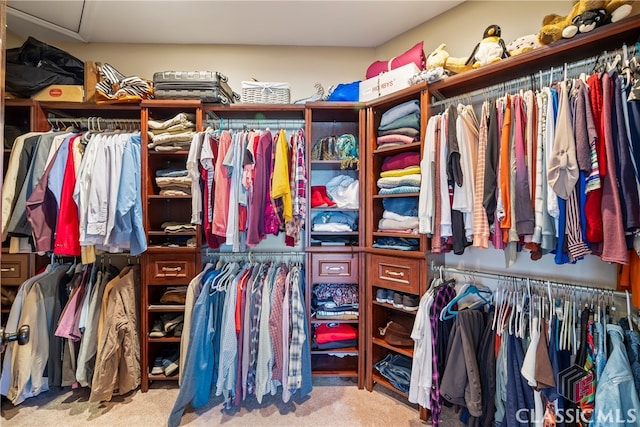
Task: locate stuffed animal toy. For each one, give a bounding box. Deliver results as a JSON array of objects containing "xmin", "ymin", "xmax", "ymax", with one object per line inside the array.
[
  {"xmin": 538, "ymin": 0, "xmax": 633, "ymax": 45},
  {"xmin": 506, "ymin": 34, "xmax": 542, "ymax": 56},
  {"xmin": 465, "ymin": 25, "xmax": 510, "ymax": 68},
  {"xmin": 426, "ymin": 44, "xmax": 474, "ymax": 75},
  {"xmin": 563, "ymin": 8, "xmax": 609, "ymax": 38}
]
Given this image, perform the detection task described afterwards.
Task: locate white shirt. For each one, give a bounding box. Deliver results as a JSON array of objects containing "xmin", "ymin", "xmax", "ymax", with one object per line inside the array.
[
  {"xmin": 418, "ymin": 115, "xmax": 438, "ymax": 235},
  {"xmin": 187, "ymin": 132, "xmax": 205, "ymax": 224},
  {"xmin": 409, "ymin": 288, "xmax": 435, "ymax": 408},
  {"xmin": 439, "ymin": 111, "xmax": 452, "ymax": 238}
]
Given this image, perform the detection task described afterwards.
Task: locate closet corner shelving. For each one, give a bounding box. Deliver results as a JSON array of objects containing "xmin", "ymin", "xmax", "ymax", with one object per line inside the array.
[
  {"xmin": 304, "ymin": 101, "xmax": 366, "ymax": 387},
  {"xmin": 140, "ymin": 99, "xmax": 203, "ymax": 391},
  {"xmin": 363, "ymin": 83, "xmax": 429, "ymax": 421}
]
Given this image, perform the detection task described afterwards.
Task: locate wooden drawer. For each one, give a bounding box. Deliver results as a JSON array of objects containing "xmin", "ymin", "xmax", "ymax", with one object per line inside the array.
[
  {"xmin": 369, "ymin": 254, "xmax": 421, "ymax": 295},
  {"xmin": 311, "ymin": 253, "xmax": 358, "ymax": 284},
  {"xmin": 146, "ymin": 253, "xmax": 196, "ymax": 284},
  {"xmin": 1, "ymin": 254, "xmax": 29, "ymax": 285}
]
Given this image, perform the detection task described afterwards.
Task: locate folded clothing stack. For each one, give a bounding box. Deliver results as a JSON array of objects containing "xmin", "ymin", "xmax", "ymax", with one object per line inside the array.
[
  {"xmin": 159, "ymin": 286, "xmax": 187, "ymax": 305},
  {"xmin": 312, "ymin": 283, "xmax": 359, "ymax": 320},
  {"xmin": 161, "ymin": 221, "xmax": 196, "ymax": 233},
  {"xmin": 313, "ymin": 323, "xmax": 358, "ymax": 350},
  {"xmin": 372, "ymin": 236, "xmax": 420, "ymax": 251},
  {"xmin": 376, "ymin": 100, "xmax": 420, "ymax": 150},
  {"xmin": 312, "ymin": 211, "xmax": 358, "ymax": 232},
  {"xmin": 155, "ymin": 168, "xmax": 191, "ymax": 195},
  {"xmin": 147, "ymin": 113, "xmax": 196, "ymax": 151},
  {"xmin": 378, "ymin": 196, "xmax": 419, "ymax": 234}
]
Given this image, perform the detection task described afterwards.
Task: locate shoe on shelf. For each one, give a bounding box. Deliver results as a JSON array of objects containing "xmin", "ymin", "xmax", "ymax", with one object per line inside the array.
[
  {"xmin": 159, "ymin": 286, "xmax": 187, "ymax": 304},
  {"xmin": 162, "ymin": 313, "xmax": 184, "ymax": 334},
  {"xmin": 386, "ymin": 290, "xmax": 395, "ymax": 304},
  {"xmin": 376, "ymin": 288, "xmax": 389, "ymax": 303},
  {"xmin": 149, "ymin": 318, "xmax": 166, "ymax": 338},
  {"xmin": 162, "ymin": 352, "xmax": 180, "ymax": 377},
  {"xmin": 402, "ymin": 294, "xmax": 419, "ymax": 312},
  {"xmin": 311, "ymin": 186, "xmax": 328, "ymax": 208},
  {"xmin": 173, "ymin": 322, "xmax": 183, "ymax": 337},
  {"xmin": 317, "ymin": 185, "xmax": 337, "ymax": 207},
  {"xmin": 150, "ymin": 357, "xmax": 164, "ymax": 375},
  {"xmin": 393, "ymin": 292, "xmax": 404, "ymax": 308}
]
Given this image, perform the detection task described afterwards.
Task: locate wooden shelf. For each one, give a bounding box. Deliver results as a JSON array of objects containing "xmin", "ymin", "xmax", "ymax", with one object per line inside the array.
[
  {"xmin": 311, "ymin": 370, "xmax": 358, "ymax": 377},
  {"xmin": 141, "ymin": 99, "xmax": 201, "ymax": 108},
  {"xmin": 373, "ymin": 231, "xmax": 419, "ymax": 238},
  {"xmin": 372, "ymin": 141, "xmax": 422, "ymax": 155},
  {"xmin": 148, "ymin": 195, "xmax": 192, "ymax": 199},
  {"xmin": 145, "ymin": 246, "xmax": 199, "ymax": 254},
  {"xmin": 366, "ymin": 247, "xmax": 426, "ymax": 259},
  {"xmin": 373, "ymin": 193, "xmax": 419, "ymax": 199},
  {"xmin": 148, "ymin": 304, "xmax": 186, "ymax": 312},
  {"xmin": 148, "ymin": 373, "xmax": 180, "ymax": 381},
  {"xmin": 147, "ymin": 231, "xmax": 196, "ymax": 236},
  {"xmin": 306, "ymin": 245, "xmax": 364, "ymax": 252},
  {"xmin": 372, "ymin": 337, "xmax": 414, "ymax": 358},
  {"xmin": 148, "ymin": 150, "xmax": 190, "ymax": 156},
  {"xmin": 147, "ymin": 336, "xmax": 181, "ymax": 343},
  {"xmin": 311, "ymin": 347, "xmax": 358, "ymax": 355},
  {"xmin": 372, "ymin": 300, "xmax": 418, "ymax": 315},
  {"xmin": 371, "ymin": 373, "xmax": 409, "ymax": 399},
  {"xmin": 310, "ymin": 318, "xmax": 359, "ymax": 324}
]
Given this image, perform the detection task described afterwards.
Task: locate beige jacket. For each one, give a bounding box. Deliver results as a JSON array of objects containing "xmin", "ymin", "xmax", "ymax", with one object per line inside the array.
[{"xmin": 89, "ymin": 265, "xmax": 141, "ymax": 402}]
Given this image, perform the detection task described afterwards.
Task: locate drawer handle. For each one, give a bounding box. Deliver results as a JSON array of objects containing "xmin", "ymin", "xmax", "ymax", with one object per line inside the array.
[
  {"xmin": 326, "ymin": 266, "xmax": 344, "ymax": 272},
  {"xmin": 162, "ymin": 266, "xmax": 182, "ymax": 273},
  {"xmin": 1, "ymin": 267, "xmax": 16, "ymax": 273},
  {"xmin": 385, "ymin": 270, "xmax": 405, "ymax": 278}
]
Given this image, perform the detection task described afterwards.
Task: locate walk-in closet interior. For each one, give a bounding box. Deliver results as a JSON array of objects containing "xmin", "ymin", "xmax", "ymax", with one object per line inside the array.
[{"xmin": 2, "ymin": 1, "xmax": 640, "ymax": 426}]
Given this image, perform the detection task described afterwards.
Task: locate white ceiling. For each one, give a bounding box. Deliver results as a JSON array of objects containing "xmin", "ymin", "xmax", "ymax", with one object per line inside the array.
[{"xmin": 6, "ymin": 0, "xmax": 464, "ymax": 48}]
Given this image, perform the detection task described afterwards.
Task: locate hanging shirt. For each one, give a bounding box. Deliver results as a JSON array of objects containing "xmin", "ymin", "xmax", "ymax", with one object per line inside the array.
[{"xmin": 271, "ymin": 130, "xmax": 293, "ymax": 226}]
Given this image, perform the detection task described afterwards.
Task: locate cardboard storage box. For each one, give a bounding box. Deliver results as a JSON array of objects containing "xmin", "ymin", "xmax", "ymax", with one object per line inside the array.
[
  {"xmin": 32, "ymin": 85, "xmax": 84, "ymax": 102},
  {"xmin": 359, "ymin": 63, "xmax": 420, "ymax": 102}
]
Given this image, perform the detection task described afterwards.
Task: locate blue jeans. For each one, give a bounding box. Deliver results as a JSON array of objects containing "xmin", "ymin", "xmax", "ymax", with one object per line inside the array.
[
  {"xmin": 375, "ymin": 353, "xmax": 412, "ymax": 394},
  {"xmin": 382, "ymin": 197, "xmax": 418, "ymax": 216},
  {"xmin": 620, "ymin": 318, "xmax": 640, "ymax": 396}
]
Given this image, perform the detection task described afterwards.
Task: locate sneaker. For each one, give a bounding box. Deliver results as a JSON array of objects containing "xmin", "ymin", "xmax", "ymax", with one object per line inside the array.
[
  {"xmin": 386, "ymin": 290, "xmax": 395, "ymax": 304},
  {"xmin": 149, "ymin": 319, "xmax": 166, "ymax": 338},
  {"xmin": 393, "ymin": 292, "xmax": 404, "ymax": 308},
  {"xmin": 402, "ymin": 294, "xmax": 419, "ymax": 311},
  {"xmin": 163, "ymin": 314, "xmax": 184, "ymax": 334},
  {"xmin": 162, "ymin": 352, "xmax": 180, "ymax": 377},
  {"xmin": 173, "ymin": 322, "xmax": 183, "ymax": 337},
  {"xmin": 150, "ymin": 357, "xmax": 164, "ymax": 375},
  {"xmin": 376, "ymin": 288, "xmax": 389, "ymax": 303}
]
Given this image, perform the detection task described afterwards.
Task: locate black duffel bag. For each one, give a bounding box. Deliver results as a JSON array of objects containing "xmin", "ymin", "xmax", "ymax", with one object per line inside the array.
[{"xmin": 5, "ymin": 36, "xmax": 84, "ymax": 97}]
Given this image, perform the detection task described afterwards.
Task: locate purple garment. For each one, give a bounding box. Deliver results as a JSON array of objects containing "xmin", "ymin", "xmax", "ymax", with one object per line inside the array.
[
  {"xmin": 247, "ymin": 131, "xmax": 272, "ymax": 246},
  {"xmin": 26, "ymin": 147, "xmax": 60, "ymax": 252},
  {"xmin": 513, "ymin": 95, "xmax": 534, "ymax": 236},
  {"xmin": 381, "ymin": 151, "xmax": 421, "ymax": 172},
  {"xmin": 429, "ymin": 285, "xmax": 457, "ymax": 427},
  {"xmin": 54, "ymin": 270, "xmax": 89, "ymax": 342}
]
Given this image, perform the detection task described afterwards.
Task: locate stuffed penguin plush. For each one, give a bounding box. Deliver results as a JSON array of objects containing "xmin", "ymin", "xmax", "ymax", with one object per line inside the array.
[{"xmin": 466, "ymin": 25, "xmax": 510, "ymax": 68}]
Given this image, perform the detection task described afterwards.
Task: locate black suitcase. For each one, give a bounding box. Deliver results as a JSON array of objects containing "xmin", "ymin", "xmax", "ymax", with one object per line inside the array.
[{"xmin": 153, "ymin": 71, "xmax": 240, "ymax": 103}]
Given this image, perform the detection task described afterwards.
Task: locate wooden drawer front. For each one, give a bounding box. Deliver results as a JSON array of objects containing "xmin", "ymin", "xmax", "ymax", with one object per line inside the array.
[
  {"xmin": 370, "ymin": 254, "xmax": 420, "ymax": 295},
  {"xmin": 148, "ymin": 254, "xmax": 195, "ymax": 284},
  {"xmin": 1, "ymin": 254, "xmax": 29, "ymax": 285},
  {"xmin": 312, "ymin": 253, "xmax": 358, "ymax": 283}
]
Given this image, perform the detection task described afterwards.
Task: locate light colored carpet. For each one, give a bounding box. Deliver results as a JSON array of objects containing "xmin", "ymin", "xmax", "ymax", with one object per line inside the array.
[{"xmin": 1, "ymin": 378, "xmax": 438, "ymax": 427}]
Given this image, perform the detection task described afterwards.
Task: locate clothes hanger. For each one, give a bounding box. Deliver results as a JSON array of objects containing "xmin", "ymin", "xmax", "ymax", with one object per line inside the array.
[{"xmin": 440, "ymin": 282, "xmax": 493, "ymax": 321}]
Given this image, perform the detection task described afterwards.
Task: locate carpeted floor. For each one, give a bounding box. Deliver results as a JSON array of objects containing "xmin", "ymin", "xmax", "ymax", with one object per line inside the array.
[{"xmin": 1, "ymin": 377, "xmax": 464, "ymax": 427}]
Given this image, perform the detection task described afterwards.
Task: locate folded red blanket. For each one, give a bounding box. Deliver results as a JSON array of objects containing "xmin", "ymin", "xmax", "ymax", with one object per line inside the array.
[{"xmin": 366, "ymin": 41, "xmax": 426, "ymax": 79}]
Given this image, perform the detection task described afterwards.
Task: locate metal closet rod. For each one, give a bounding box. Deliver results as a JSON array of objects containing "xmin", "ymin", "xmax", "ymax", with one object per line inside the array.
[
  {"xmin": 430, "ymin": 261, "xmax": 628, "ymax": 299},
  {"xmin": 206, "ymin": 118, "xmax": 305, "ymax": 130},
  {"xmin": 48, "ymin": 116, "xmax": 141, "ymax": 130},
  {"xmin": 430, "ymin": 43, "xmax": 639, "ymax": 108},
  {"xmin": 202, "ymin": 249, "xmax": 304, "ymax": 258}
]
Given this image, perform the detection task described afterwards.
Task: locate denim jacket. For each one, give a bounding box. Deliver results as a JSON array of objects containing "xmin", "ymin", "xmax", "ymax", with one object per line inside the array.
[{"xmin": 593, "ymin": 325, "xmax": 640, "ymax": 427}]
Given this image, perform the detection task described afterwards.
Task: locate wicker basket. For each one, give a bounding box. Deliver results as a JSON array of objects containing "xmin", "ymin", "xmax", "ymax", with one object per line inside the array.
[{"xmin": 241, "ymin": 81, "xmax": 290, "ymax": 104}]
